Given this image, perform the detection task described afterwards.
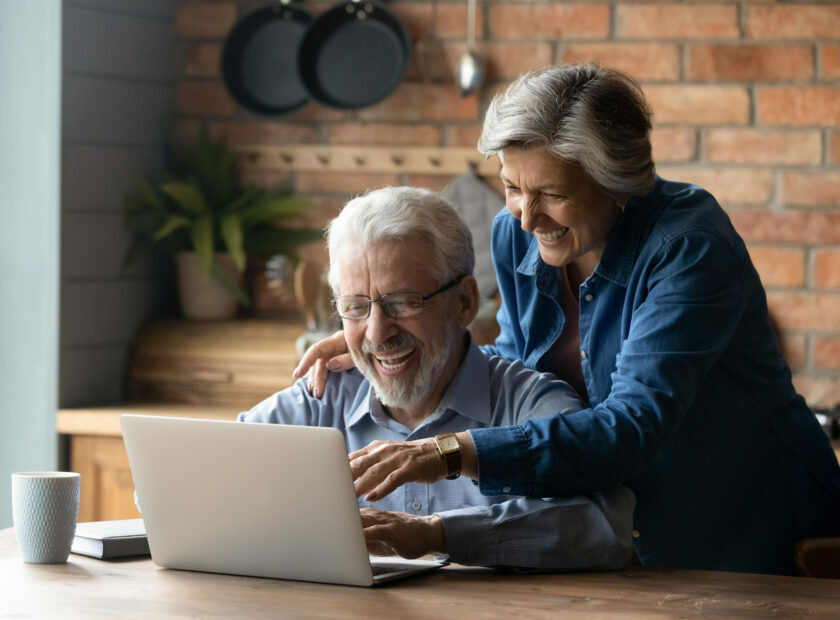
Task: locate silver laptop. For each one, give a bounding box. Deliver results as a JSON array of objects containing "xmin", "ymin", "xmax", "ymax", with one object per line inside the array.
[{"xmin": 120, "ymin": 415, "xmax": 447, "ymax": 586}]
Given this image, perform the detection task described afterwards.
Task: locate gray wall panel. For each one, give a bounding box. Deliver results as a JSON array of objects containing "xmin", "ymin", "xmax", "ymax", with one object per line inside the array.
[
  {"xmin": 59, "ymin": 346, "xmax": 129, "ymax": 407},
  {"xmin": 65, "ymin": 5, "xmax": 175, "ymax": 81},
  {"xmin": 63, "ymin": 144, "xmax": 166, "ymax": 211},
  {"xmin": 63, "ymin": 75, "xmax": 173, "ymax": 145},
  {"xmin": 68, "ymin": 0, "xmax": 175, "ymax": 19}
]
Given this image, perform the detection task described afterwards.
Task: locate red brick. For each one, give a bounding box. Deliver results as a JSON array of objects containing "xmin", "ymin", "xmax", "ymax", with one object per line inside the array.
[
  {"xmin": 782, "ymin": 171, "xmax": 840, "ymax": 207},
  {"xmin": 766, "ymin": 291, "xmax": 840, "ymax": 331},
  {"xmin": 776, "ymin": 333, "xmax": 807, "ymax": 371},
  {"xmin": 209, "ymin": 122, "xmax": 319, "ymax": 145},
  {"xmin": 688, "ymin": 45, "xmax": 813, "ymax": 82},
  {"xmin": 651, "ymin": 128, "xmax": 697, "ymax": 163},
  {"xmin": 446, "ymin": 125, "xmax": 484, "ymax": 148},
  {"xmin": 617, "ymin": 4, "xmax": 738, "ymax": 39},
  {"xmin": 791, "ymin": 375, "xmax": 840, "ymax": 410},
  {"xmin": 644, "ymin": 85, "xmax": 750, "ymax": 125},
  {"xmin": 391, "ymin": 1, "xmax": 486, "ymax": 40},
  {"xmin": 757, "ymin": 87, "xmax": 840, "ymax": 127},
  {"xmin": 747, "ymin": 245, "xmax": 806, "ymax": 288},
  {"xmin": 747, "ymin": 5, "xmax": 840, "ymax": 40},
  {"xmin": 563, "ymin": 43, "xmax": 680, "ymax": 82},
  {"xmin": 359, "ymin": 83, "xmax": 479, "ymax": 122},
  {"xmin": 295, "ymin": 171, "xmax": 402, "ymax": 194},
  {"xmin": 176, "ymin": 3, "xmax": 237, "ymax": 39},
  {"xmin": 823, "ymin": 45, "xmax": 840, "ymax": 81},
  {"xmin": 814, "ymin": 337, "xmax": 840, "ymax": 370},
  {"xmin": 815, "ymin": 249, "xmax": 840, "ymax": 290},
  {"xmin": 326, "ymin": 124, "xmax": 441, "ymax": 147},
  {"xmin": 705, "ymin": 129, "xmax": 822, "ymax": 165},
  {"xmin": 236, "ymin": 167, "xmax": 294, "ymax": 192},
  {"xmin": 283, "ymin": 103, "xmax": 355, "ymax": 124},
  {"xmin": 479, "ymin": 42, "xmax": 554, "ymax": 81},
  {"xmin": 657, "ymin": 166, "xmax": 773, "ymax": 206},
  {"xmin": 172, "ymin": 118, "xmax": 202, "ymax": 146},
  {"xmin": 729, "ymin": 210, "xmax": 840, "ymax": 245},
  {"xmin": 490, "ymin": 4, "xmax": 610, "ymax": 39},
  {"xmin": 182, "ymin": 43, "xmax": 222, "ymax": 77},
  {"xmin": 406, "ymin": 174, "xmax": 454, "ymax": 193},
  {"xmin": 177, "ymin": 80, "xmax": 236, "ymax": 116}
]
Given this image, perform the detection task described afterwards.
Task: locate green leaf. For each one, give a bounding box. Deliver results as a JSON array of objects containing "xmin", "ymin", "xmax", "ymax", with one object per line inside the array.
[
  {"xmin": 125, "ymin": 179, "xmax": 166, "ymax": 212},
  {"xmin": 161, "ymin": 181, "xmax": 208, "ymax": 214},
  {"xmin": 244, "ymin": 227, "xmax": 324, "ymax": 258},
  {"xmin": 239, "ymin": 195, "xmax": 312, "ymax": 228},
  {"xmin": 152, "ymin": 214, "xmax": 191, "ymax": 241},
  {"xmin": 220, "ymin": 213, "xmax": 246, "ymax": 272},
  {"xmin": 210, "ymin": 258, "xmax": 250, "ymax": 306},
  {"xmin": 223, "ymin": 185, "xmax": 260, "ymax": 214},
  {"xmin": 190, "ymin": 215, "xmax": 214, "ymax": 277}
]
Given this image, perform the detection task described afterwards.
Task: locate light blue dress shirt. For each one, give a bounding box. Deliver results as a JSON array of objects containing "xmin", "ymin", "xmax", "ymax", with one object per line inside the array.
[{"xmin": 238, "ymin": 337, "xmax": 636, "ymax": 570}]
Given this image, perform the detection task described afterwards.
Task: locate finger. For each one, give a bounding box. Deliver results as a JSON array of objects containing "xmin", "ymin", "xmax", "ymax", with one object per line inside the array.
[
  {"xmin": 358, "ymin": 467, "xmax": 408, "ymax": 502},
  {"xmin": 311, "ymin": 358, "xmax": 328, "ymax": 399},
  {"xmin": 292, "ymin": 331, "xmax": 347, "ymax": 378},
  {"xmin": 326, "ymin": 352, "xmax": 355, "ymax": 373}
]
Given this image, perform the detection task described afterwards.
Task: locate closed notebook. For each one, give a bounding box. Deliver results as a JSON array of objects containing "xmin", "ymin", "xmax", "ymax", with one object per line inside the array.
[{"xmin": 71, "ymin": 518, "xmax": 150, "ymax": 560}]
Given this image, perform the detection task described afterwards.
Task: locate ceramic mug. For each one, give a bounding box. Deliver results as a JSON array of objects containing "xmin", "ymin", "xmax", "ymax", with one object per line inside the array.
[{"xmin": 11, "ymin": 472, "xmax": 80, "ymax": 564}]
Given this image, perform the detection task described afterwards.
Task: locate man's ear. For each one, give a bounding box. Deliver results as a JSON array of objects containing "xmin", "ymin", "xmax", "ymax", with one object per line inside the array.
[{"xmin": 456, "ymin": 275, "xmax": 480, "ymax": 328}]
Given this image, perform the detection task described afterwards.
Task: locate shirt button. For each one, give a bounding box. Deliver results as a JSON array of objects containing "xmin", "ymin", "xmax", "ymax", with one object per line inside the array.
[
  {"xmin": 412, "ymin": 499, "xmax": 422, "ymax": 510},
  {"xmin": 502, "ymin": 486, "xmax": 511, "ymax": 494},
  {"xmin": 632, "ymin": 530, "xmax": 641, "ymax": 539},
  {"xmin": 584, "ymin": 294, "xmax": 593, "ymax": 302},
  {"xmin": 580, "ymin": 350, "xmax": 587, "ymax": 360}
]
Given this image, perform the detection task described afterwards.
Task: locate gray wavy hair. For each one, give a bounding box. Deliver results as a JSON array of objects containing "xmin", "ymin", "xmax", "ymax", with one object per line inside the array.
[
  {"xmin": 325, "ymin": 186, "xmax": 475, "ymax": 294},
  {"xmin": 478, "ymin": 63, "xmax": 656, "ymax": 199}
]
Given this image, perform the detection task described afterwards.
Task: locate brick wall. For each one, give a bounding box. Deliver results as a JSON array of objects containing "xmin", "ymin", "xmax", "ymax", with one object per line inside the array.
[{"xmin": 175, "ymin": 0, "xmax": 840, "ymax": 409}]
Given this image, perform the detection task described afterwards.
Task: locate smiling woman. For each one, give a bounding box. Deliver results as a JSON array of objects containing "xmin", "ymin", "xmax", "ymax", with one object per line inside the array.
[{"xmin": 297, "ymin": 63, "xmax": 840, "ymax": 576}]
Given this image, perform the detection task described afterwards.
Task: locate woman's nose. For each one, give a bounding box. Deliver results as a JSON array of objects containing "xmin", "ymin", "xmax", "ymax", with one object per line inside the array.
[{"xmin": 518, "ymin": 197, "xmax": 540, "ymax": 232}]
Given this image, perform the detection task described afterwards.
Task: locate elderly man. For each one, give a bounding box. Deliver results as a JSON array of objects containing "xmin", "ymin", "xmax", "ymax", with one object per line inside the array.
[{"xmin": 239, "ymin": 186, "xmax": 635, "ymax": 570}]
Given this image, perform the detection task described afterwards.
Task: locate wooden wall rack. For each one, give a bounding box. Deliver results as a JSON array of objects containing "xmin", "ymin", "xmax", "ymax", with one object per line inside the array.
[{"xmin": 233, "ymin": 144, "xmax": 500, "ymax": 176}]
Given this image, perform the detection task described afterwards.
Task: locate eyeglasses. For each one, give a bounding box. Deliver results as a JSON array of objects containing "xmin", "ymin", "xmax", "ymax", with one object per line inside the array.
[{"xmin": 332, "ymin": 275, "xmax": 466, "ymax": 320}]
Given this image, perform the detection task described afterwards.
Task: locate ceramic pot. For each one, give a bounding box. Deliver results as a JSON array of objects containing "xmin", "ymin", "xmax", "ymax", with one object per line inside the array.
[{"xmin": 175, "ymin": 252, "xmax": 242, "ymax": 320}]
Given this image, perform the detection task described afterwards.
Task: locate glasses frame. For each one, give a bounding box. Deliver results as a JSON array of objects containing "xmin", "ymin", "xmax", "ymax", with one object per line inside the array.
[{"xmin": 331, "ymin": 274, "xmax": 467, "ymax": 320}]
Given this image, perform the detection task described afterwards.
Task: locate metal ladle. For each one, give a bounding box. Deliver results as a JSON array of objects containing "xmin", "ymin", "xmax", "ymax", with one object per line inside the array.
[{"xmin": 455, "ymin": 0, "xmax": 484, "ymax": 97}]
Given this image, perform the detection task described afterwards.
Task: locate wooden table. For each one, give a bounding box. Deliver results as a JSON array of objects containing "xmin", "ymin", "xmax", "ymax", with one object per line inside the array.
[{"xmin": 2, "ymin": 528, "xmax": 838, "ymax": 619}]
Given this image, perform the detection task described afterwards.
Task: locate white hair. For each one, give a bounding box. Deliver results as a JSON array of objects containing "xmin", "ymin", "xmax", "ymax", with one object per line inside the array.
[{"xmin": 325, "ymin": 186, "xmax": 474, "ymax": 294}]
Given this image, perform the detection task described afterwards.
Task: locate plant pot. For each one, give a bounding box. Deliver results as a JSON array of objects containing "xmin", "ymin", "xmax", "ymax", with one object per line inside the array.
[{"xmin": 175, "ymin": 252, "xmax": 243, "ymax": 320}]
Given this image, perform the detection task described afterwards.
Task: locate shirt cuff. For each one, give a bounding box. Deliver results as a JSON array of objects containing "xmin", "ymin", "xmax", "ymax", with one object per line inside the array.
[
  {"xmin": 438, "ymin": 508, "xmax": 493, "ymax": 566},
  {"xmin": 469, "ymin": 425, "xmax": 532, "ymax": 496}
]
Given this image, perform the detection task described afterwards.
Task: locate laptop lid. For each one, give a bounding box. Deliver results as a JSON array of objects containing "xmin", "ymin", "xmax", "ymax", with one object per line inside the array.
[{"xmin": 120, "ymin": 415, "xmax": 444, "ymax": 586}]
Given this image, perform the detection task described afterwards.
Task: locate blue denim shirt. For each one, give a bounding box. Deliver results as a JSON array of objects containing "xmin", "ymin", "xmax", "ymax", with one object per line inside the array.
[
  {"xmin": 475, "ymin": 176, "xmax": 840, "ymax": 574},
  {"xmin": 239, "ymin": 337, "xmax": 636, "ymax": 570}
]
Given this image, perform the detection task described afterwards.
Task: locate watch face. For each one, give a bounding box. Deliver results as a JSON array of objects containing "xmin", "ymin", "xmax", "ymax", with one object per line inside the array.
[{"xmin": 437, "ymin": 434, "xmax": 460, "ymax": 454}]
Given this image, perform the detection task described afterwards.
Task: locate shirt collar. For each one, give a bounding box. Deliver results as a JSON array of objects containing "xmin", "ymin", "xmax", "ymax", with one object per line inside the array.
[{"xmin": 344, "ymin": 333, "xmax": 492, "ymax": 430}]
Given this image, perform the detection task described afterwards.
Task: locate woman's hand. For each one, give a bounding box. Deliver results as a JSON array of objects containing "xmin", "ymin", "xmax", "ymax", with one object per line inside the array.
[
  {"xmin": 360, "ymin": 508, "xmax": 445, "ymax": 558},
  {"xmin": 349, "ymin": 439, "xmax": 445, "ymax": 502},
  {"xmin": 291, "ymin": 330, "xmax": 354, "ymax": 398}
]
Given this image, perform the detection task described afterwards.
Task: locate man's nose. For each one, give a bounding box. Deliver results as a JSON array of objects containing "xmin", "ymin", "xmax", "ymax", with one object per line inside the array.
[{"xmin": 364, "ymin": 301, "xmax": 398, "ymax": 344}]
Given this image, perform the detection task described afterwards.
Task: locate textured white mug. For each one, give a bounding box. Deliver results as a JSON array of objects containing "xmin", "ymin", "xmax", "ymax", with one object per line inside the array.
[{"xmin": 11, "ymin": 472, "xmax": 80, "ymax": 564}]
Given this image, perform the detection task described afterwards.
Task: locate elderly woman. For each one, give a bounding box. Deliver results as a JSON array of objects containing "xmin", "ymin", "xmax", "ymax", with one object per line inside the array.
[{"xmin": 297, "ymin": 64, "xmax": 840, "ymax": 575}]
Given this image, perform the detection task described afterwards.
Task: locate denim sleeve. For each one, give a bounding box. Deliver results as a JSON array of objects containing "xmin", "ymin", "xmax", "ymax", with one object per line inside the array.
[
  {"xmin": 439, "ymin": 486, "xmax": 636, "ymax": 570},
  {"xmin": 473, "ymin": 230, "xmax": 748, "ymax": 497}
]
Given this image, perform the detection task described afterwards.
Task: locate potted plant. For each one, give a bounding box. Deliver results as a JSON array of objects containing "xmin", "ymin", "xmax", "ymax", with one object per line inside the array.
[{"xmin": 123, "ymin": 130, "xmax": 318, "ymax": 320}]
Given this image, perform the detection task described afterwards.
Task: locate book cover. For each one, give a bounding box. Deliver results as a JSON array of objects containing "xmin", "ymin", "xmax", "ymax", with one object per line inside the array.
[{"xmin": 71, "ymin": 518, "xmax": 150, "ymax": 560}]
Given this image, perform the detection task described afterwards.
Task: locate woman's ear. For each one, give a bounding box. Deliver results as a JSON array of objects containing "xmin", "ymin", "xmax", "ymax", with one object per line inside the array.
[{"xmin": 456, "ymin": 275, "xmax": 480, "ymax": 328}]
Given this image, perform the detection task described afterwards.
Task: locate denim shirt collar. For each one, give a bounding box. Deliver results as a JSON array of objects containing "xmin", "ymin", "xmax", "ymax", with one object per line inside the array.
[
  {"xmin": 515, "ymin": 176, "xmax": 661, "ymax": 290},
  {"xmin": 345, "ymin": 334, "xmax": 492, "ymax": 431}
]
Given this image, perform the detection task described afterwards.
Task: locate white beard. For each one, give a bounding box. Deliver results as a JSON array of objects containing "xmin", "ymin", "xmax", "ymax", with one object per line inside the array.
[{"xmin": 352, "ymin": 332, "xmax": 452, "ymax": 410}]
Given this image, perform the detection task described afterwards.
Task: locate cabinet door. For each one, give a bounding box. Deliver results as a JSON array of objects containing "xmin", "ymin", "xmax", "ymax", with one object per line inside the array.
[{"xmin": 71, "ymin": 435, "xmax": 141, "ymax": 522}]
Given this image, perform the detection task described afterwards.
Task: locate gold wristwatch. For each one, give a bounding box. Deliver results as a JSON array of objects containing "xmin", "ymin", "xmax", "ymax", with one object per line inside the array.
[{"xmin": 434, "ymin": 433, "xmax": 462, "ymax": 480}]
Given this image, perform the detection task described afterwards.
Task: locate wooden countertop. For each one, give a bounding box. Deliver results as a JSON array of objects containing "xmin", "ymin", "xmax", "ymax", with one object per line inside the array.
[
  {"xmin": 2, "ymin": 528, "xmax": 839, "ymax": 619},
  {"xmin": 57, "ymin": 404, "xmax": 241, "ymax": 437}
]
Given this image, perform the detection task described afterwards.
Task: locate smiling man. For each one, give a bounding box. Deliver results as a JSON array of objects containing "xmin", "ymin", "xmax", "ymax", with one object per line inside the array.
[{"xmin": 238, "ymin": 186, "xmax": 635, "ymax": 570}]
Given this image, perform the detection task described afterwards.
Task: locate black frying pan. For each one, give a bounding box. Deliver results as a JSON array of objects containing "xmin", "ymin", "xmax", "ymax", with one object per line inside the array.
[
  {"xmin": 298, "ymin": 1, "xmax": 410, "ymax": 110},
  {"xmin": 221, "ymin": 2, "xmax": 314, "ymax": 115}
]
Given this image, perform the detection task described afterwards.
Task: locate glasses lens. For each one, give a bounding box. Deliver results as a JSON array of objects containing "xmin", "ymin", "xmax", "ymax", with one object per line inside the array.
[
  {"xmin": 381, "ymin": 293, "xmax": 423, "ymax": 318},
  {"xmin": 335, "ymin": 296, "xmax": 370, "ymax": 319}
]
